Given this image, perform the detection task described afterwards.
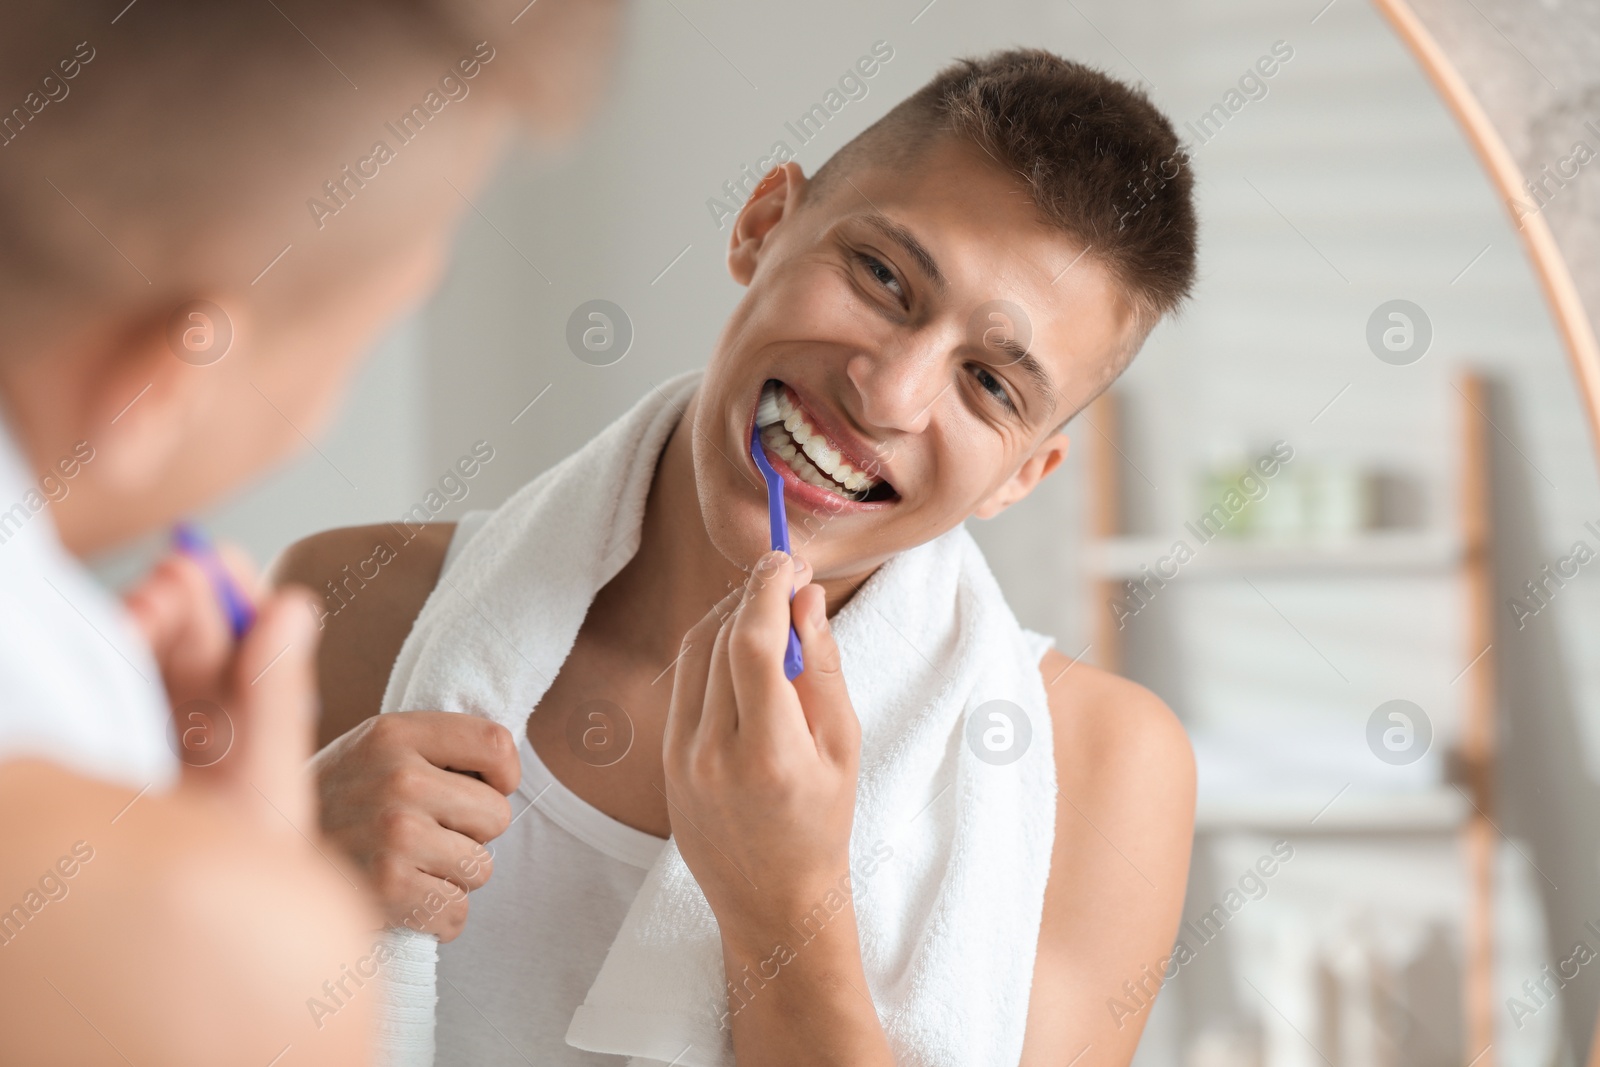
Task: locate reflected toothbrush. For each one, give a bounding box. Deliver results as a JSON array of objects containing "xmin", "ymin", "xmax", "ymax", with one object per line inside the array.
[
  {"xmin": 172, "ymin": 521, "xmax": 256, "ymax": 641},
  {"xmin": 751, "ymin": 382, "xmax": 804, "ymax": 680}
]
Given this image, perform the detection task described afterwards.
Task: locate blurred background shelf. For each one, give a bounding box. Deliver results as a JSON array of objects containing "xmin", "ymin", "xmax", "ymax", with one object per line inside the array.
[
  {"xmin": 1195, "ymin": 786, "xmax": 1471, "ymax": 834},
  {"xmin": 1085, "ymin": 529, "xmax": 1466, "ymax": 580},
  {"xmin": 1085, "ymin": 370, "xmax": 1501, "ymax": 1061}
]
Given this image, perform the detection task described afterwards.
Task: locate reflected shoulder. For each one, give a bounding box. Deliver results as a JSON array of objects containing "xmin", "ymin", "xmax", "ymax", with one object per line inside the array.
[
  {"xmin": 270, "ymin": 522, "xmax": 456, "ymax": 749},
  {"xmin": 1038, "ymin": 647, "xmax": 1194, "ymax": 792}
]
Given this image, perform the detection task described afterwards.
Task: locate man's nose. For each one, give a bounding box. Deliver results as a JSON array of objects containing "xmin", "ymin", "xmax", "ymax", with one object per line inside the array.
[{"xmin": 845, "ymin": 330, "xmax": 955, "ymax": 435}]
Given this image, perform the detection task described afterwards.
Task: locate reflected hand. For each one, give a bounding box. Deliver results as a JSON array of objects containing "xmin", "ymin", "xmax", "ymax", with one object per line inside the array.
[
  {"xmin": 311, "ymin": 710, "xmax": 519, "ymax": 940},
  {"xmin": 124, "ymin": 543, "xmax": 323, "ymax": 832}
]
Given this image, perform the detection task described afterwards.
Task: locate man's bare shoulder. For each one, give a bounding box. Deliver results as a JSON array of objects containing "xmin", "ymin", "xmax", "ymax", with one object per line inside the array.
[
  {"xmin": 270, "ymin": 523, "xmax": 454, "ymax": 596},
  {"xmin": 0, "ymin": 759, "xmax": 375, "ymax": 1064},
  {"xmin": 1019, "ymin": 649, "xmax": 1196, "ymax": 1063},
  {"xmin": 1035, "ymin": 649, "xmax": 1196, "ymax": 943},
  {"xmin": 270, "ymin": 523, "xmax": 456, "ymax": 748},
  {"xmin": 1038, "ymin": 647, "xmax": 1194, "ymax": 793}
]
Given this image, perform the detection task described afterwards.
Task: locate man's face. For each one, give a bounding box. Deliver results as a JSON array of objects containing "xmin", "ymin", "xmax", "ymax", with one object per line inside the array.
[{"xmin": 692, "ymin": 135, "xmax": 1136, "ymax": 580}]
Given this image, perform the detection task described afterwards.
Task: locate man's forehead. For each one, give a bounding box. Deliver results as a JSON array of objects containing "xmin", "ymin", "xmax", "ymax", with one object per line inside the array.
[
  {"xmin": 826, "ymin": 135, "xmax": 1046, "ymax": 232},
  {"xmin": 819, "ymin": 147, "xmax": 1105, "ymax": 297}
]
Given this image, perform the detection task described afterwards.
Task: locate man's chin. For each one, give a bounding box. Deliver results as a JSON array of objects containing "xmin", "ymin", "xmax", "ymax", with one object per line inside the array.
[{"xmin": 698, "ymin": 493, "xmax": 784, "ymax": 569}]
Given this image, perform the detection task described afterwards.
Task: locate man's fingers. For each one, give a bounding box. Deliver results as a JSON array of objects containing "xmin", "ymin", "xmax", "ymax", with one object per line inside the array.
[
  {"xmin": 213, "ymin": 541, "xmax": 262, "ymax": 602},
  {"xmin": 373, "ymin": 815, "xmax": 496, "ymax": 895},
  {"xmin": 699, "ymin": 603, "xmax": 742, "ymax": 740},
  {"xmin": 789, "ymin": 583, "xmax": 858, "ymax": 762},
  {"xmin": 402, "ymin": 714, "xmax": 520, "ymax": 797},
  {"xmin": 210, "ymin": 587, "xmax": 322, "ymax": 831},
  {"xmin": 727, "ymin": 552, "xmax": 807, "ymax": 742},
  {"xmin": 126, "ymin": 553, "xmax": 234, "ymax": 695},
  {"xmin": 665, "ymin": 587, "xmax": 739, "ymax": 749},
  {"xmin": 727, "ymin": 552, "xmax": 798, "ymax": 683},
  {"xmin": 386, "ymin": 870, "xmax": 473, "ymax": 942},
  {"xmin": 411, "ymin": 772, "xmax": 513, "ymax": 844}
]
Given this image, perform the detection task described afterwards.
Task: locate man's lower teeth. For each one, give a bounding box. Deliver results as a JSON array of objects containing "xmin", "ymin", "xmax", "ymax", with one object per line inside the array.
[
  {"xmin": 793, "ymin": 453, "xmax": 850, "ymax": 495},
  {"xmin": 762, "ymin": 423, "xmax": 870, "ymax": 499}
]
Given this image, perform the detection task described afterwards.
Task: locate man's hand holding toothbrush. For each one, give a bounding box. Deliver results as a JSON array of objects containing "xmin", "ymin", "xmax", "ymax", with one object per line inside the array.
[{"xmin": 664, "ymin": 549, "xmax": 895, "ymax": 1066}]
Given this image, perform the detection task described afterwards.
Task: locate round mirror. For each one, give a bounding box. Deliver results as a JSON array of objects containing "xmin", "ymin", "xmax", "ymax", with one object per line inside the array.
[{"xmin": 178, "ymin": 1, "xmax": 1600, "ymax": 1063}]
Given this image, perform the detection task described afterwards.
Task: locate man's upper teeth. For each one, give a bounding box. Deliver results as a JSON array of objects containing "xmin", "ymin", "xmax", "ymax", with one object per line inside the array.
[
  {"xmin": 768, "ymin": 387, "xmax": 879, "ymax": 494},
  {"xmin": 808, "ymin": 439, "xmax": 842, "ymax": 473}
]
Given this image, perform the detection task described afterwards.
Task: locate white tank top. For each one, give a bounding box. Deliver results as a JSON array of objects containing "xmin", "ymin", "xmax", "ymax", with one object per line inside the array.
[
  {"xmin": 428, "ymin": 511, "xmax": 1056, "ymax": 1064},
  {"xmin": 433, "ymin": 511, "xmax": 667, "ymax": 1066}
]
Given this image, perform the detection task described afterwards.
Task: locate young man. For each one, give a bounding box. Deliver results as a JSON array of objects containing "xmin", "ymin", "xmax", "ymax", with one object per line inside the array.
[
  {"xmin": 289, "ymin": 50, "xmax": 1197, "ymax": 1065},
  {"xmin": 0, "ymin": 3, "xmax": 619, "ymax": 1064}
]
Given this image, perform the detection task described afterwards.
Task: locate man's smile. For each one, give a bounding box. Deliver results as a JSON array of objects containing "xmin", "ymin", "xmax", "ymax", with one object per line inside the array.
[{"xmin": 750, "ymin": 379, "xmax": 900, "ymax": 511}]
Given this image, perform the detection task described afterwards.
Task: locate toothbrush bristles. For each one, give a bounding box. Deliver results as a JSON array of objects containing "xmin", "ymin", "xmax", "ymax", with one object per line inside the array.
[{"xmin": 756, "ymin": 382, "xmax": 783, "ymax": 427}]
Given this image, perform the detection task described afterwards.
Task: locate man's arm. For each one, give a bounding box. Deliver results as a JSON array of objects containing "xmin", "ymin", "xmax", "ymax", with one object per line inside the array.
[
  {"xmin": 270, "ymin": 522, "xmax": 522, "ymax": 941},
  {"xmin": 1019, "ymin": 650, "xmax": 1197, "ymax": 1066},
  {"xmin": 266, "ymin": 522, "xmax": 455, "ymax": 750},
  {"xmin": 3, "ymin": 576, "xmax": 379, "ymax": 1066},
  {"xmin": 0, "ymin": 760, "xmax": 376, "ymax": 1067}
]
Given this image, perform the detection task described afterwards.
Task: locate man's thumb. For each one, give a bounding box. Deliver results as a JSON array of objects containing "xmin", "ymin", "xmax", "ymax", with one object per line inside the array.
[
  {"xmin": 207, "ymin": 586, "xmax": 322, "ymax": 832},
  {"xmin": 789, "ymin": 585, "xmax": 857, "ymax": 759}
]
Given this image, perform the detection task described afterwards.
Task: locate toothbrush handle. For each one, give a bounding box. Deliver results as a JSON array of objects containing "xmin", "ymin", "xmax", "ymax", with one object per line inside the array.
[
  {"xmin": 750, "ymin": 421, "xmax": 803, "ymax": 679},
  {"xmin": 769, "ymin": 482, "xmax": 802, "ymax": 678},
  {"xmin": 784, "ymin": 625, "xmax": 804, "ymax": 681},
  {"xmin": 172, "ymin": 521, "xmax": 256, "ymax": 641}
]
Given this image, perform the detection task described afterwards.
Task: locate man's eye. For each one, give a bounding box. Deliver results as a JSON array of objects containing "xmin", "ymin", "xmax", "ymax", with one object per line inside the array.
[
  {"xmin": 856, "ymin": 253, "xmax": 903, "ymax": 299},
  {"xmin": 970, "ymin": 364, "xmax": 1017, "ymax": 412}
]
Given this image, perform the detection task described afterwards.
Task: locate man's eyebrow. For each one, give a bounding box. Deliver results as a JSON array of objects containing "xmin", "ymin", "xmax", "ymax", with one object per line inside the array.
[
  {"xmin": 854, "ymin": 211, "xmax": 1058, "ymax": 421},
  {"xmin": 988, "ymin": 337, "xmax": 1059, "ymax": 421},
  {"xmin": 860, "ymin": 212, "xmax": 945, "ymax": 293}
]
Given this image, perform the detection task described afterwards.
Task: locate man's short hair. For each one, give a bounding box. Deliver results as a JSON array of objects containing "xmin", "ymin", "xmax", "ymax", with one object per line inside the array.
[
  {"xmin": 812, "ymin": 48, "xmax": 1198, "ymax": 399},
  {"xmin": 0, "ymin": 2, "xmax": 613, "ymax": 363}
]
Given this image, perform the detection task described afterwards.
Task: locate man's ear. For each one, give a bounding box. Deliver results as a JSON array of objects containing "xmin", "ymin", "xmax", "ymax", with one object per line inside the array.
[
  {"xmin": 727, "ymin": 161, "xmax": 807, "ymax": 286},
  {"xmin": 89, "ymin": 301, "xmax": 239, "ymax": 491},
  {"xmin": 973, "ymin": 431, "xmax": 1070, "ymax": 520}
]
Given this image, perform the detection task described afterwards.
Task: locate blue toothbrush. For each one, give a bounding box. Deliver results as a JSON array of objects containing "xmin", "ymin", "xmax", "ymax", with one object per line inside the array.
[
  {"xmin": 751, "ymin": 386, "xmax": 804, "ymax": 680},
  {"xmin": 172, "ymin": 521, "xmax": 256, "ymax": 641}
]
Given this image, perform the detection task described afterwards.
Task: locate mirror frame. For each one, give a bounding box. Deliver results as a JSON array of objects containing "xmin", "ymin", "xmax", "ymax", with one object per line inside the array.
[
  {"xmin": 1370, "ymin": 2, "xmax": 1600, "ymax": 1061},
  {"xmin": 1372, "ymin": 0, "xmax": 1600, "ymax": 450}
]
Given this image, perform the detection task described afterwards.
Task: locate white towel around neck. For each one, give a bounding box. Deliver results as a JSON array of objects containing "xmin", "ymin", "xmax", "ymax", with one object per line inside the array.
[{"xmin": 374, "ymin": 371, "xmax": 1057, "ymax": 1067}]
